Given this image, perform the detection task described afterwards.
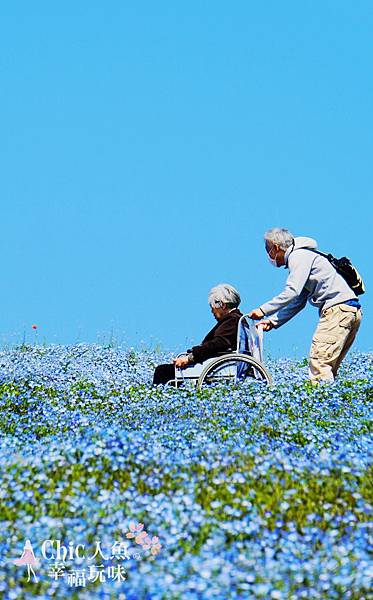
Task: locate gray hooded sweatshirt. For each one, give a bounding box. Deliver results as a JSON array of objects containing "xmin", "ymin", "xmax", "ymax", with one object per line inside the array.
[{"xmin": 260, "ymin": 236, "xmax": 358, "ymax": 328}]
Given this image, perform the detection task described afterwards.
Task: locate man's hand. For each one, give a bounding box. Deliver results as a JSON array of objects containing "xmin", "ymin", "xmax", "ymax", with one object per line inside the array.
[
  {"xmin": 173, "ymin": 355, "xmax": 191, "ymax": 369},
  {"xmin": 248, "ymin": 307, "xmax": 265, "ymax": 320},
  {"xmin": 257, "ymin": 319, "xmax": 274, "ymax": 332}
]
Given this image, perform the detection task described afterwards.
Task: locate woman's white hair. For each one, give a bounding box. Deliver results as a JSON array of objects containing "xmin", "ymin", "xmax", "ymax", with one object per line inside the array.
[
  {"xmin": 208, "ymin": 283, "xmax": 241, "ymax": 308},
  {"xmin": 264, "ymin": 228, "xmax": 294, "ymax": 251}
]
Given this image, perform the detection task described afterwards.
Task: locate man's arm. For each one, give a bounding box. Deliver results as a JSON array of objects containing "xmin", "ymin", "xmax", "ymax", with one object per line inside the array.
[
  {"xmin": 269, "ymin": 287, "xmax": 309, "ymax": 328},
  {"xmin": 259, "ymin": 250, "xmax": 315, "ymax": 316}
]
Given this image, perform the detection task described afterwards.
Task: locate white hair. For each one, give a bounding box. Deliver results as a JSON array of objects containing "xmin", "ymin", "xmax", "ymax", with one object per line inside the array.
[
  {"xmin": 208, "ymin": 283, "xmax": 241, "ymax": 308},
  {"xmin": 264, "ymin": 228, "xmax": 294, "ymax": 251}
]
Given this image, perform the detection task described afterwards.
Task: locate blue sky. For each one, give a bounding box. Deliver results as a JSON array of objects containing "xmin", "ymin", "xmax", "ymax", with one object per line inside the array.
[{"xmin": 1, "ymin": 2, "xmax": 372, "ymax": 357}]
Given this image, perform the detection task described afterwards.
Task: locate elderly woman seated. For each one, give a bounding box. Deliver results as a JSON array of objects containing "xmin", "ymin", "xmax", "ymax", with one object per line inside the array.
[{"xmin": 153, "ymin": 283, "xmax": 243, "ymax": 386}]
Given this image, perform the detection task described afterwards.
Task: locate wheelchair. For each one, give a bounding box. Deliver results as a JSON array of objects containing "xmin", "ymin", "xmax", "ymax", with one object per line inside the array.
[{"xmin": 167, "ymin": 314, "xmax": 272, "ymax": 389}]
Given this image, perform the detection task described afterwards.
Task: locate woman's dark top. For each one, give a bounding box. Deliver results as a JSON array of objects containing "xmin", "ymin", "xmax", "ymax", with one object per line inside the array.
[{"xmin": 189, "ymin": 308, "xmax": 243, "ymax": 363}]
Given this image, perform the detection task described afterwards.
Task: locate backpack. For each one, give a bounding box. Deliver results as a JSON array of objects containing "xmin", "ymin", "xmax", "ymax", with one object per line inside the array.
[{"xmin": 310, "ymin": 249, "xmax": 366, "ymax": 296}]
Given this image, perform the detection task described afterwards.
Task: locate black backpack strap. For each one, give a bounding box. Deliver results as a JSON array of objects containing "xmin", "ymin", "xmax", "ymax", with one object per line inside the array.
[{"xmin": 307, "ymin": 248, "xmax": 334, "ymax": 261}]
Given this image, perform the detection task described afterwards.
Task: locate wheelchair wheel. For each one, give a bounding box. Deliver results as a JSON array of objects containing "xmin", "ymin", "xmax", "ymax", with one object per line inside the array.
[{"xmin": 197, "ymin": 353, "xmax": 272, "ymax": 389}]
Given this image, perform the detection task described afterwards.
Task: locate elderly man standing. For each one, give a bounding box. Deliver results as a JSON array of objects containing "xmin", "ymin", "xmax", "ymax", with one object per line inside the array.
[
  {"xmin": 249, "ymin": 228, "xmax": 363, "ymax": 382},
  {"xmin": 153, "ymin": 284, "xmax": 242, "ymax": 385}
]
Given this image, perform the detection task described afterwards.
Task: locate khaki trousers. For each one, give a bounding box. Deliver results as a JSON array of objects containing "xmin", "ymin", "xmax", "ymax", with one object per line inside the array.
[{"xmin": 308, "ymin": 304, "xmax": 362, "ymax": 382}]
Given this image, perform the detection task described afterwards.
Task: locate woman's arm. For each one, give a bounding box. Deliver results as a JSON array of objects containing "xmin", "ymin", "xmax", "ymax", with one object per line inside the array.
[{"xmin": 191, "ymin": 318, "xmax": 238, "ymax": 363}]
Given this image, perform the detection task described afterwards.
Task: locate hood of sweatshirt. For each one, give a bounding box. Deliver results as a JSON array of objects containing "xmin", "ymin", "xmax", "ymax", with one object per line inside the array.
[
  {"xmin": 293, "ymin": 236, "xmax": 318, "ymax": 250},
  {"xmin": 284, "ymin": 236, "xmax": 318, "ymax": 266}
]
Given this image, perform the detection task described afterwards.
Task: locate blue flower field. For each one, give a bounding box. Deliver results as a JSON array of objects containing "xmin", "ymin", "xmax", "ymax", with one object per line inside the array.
[{"xmin": 0, "ymin": 344, "xmax": 372, "ymax": 599}]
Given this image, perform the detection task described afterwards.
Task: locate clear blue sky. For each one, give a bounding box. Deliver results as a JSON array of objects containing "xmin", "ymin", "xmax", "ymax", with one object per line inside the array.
[{"xmin": 1, "ymin": 2, "xmax": 372, "ymax": 357}]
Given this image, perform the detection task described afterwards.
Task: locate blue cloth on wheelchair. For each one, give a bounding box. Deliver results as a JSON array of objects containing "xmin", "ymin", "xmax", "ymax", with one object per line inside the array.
[
  {"xmin": 237, "ymin": 322, "xmax": 252, "ymax": 379},
  {"xmin": 238, "ymin": 322, "xmax": 250, "ymax": 354}
]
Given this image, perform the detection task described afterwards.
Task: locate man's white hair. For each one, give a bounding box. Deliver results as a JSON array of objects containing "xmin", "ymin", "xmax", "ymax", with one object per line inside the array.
[
  {"xmin": 264, "ymin": 228, "xmax": 294, "ymax": 251},
  {"xmin": 208, "ymin": 283, "xmax": 241, "ymax": 308}
]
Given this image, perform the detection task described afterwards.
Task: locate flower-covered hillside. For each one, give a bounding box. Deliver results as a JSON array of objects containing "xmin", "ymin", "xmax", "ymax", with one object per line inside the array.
[{"xmin": 0, "ymin": 345, "xmax": 372, "ymax": 599}]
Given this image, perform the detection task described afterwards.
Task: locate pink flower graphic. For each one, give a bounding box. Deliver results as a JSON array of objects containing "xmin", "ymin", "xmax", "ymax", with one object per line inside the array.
[
  {"xmin": 125, "ymin": 522, "xmax": 161, "ymax": 555},
  {"xmin": 126, "ymin": 522, "xmax": 147, "ymax": 545},
  {"xmin": 13, "ymin": 539, "xmax": 39, "ymax": 582},
  {"xmin": 142, "ymin": 535, "xmax": 162, "ymax": 556},
  {"xmin": 140, "ymin": 535, "xmax": 152, "ymax": 549}
]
